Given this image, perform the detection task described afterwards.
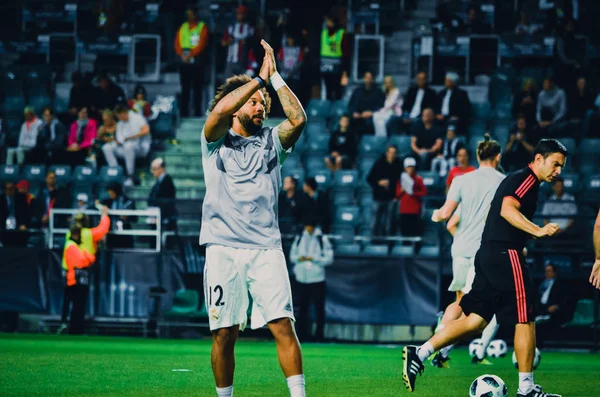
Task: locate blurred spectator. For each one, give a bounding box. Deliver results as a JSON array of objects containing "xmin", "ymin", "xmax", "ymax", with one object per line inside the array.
[
  {"xmin": 75, "ymin": 193, "xmax": 91, "ymax": 212},
  {"xmin": 535, "ymin": 264, "xmax": 568, "ymax": 348},
  {"xmin": 373, "ymin": 76, "xmax": 402, "ymax": 137},
  {"xmin": 128, "ymin": 85, "xmax": 151, "ymax": 119},
  {"xmin": 349, "ymin": 71, "xmax": 385, "ymax": 135},
  {"xmin": 396, "ymin": 157, "xmax": 427, "ymax": 240},
  {"xmin": 175, "ymin": 7, "xmax": 209, "ymax": 117},
  {"xmin": 367, "ymin": 145, "xmax": 402, "ymax": 236},
  {"xmin": 542, "ymin": 0, "xmax": 575, "ymax": 33},
  {"xmin": 537, "ymin": 77, "xmax": 566, "ymax": 134},
  {"xmin": 95, "ymin": 73, "xmax": 126, "ymax": 114},
  {"xmin": 67, "ymin": 72, "xmax": 94, "ymax": 124},
  {"xmin": 325, "ymin": 115, "xmax": 357, "ymax": 171},
  {"xmin": 103, "ymin": 105, "xmax": 151, "ymax": 187},
  {"xmin": 101, "ymin": 182, "xmax": 136, "ymax": 248},
  {"xmin": 320, "ymin": 14, "xmax": 350, "ymax": 100},
  {"xmin": 410, "ymin": 108, "xmax": 443, "ymax": 170},
  {"xmin": 222, "ymin": 5, "xmax": 257, "ymax": 78},
  {"xmin": 542, "ymin": 177, "xmax": 577, "ymax": 236},
  {"xmin": 6, "ymin": 107, "xmax": 42, "ymax": 166},
  {"xmin": 277, "ymin": 35, "xmax": 304, "ymax": 95},
  {"xmin": 36, "ymin": 171, "xmax": 70, "ymax": 228},
  {"xmin": 553, "ymin": 19, "xmax": 582, "ymax": 88},
  {"xmin": 402, "ymin": 71, "xmax": 438, "ymax": 126},
  {"xmin": 302, "ymin": 178, "xmax": 330, "ymax": 233},
  {"xmin": 149, "ymin": 158, "xmax": 177, "ymax": 231},
  {"xmin": 91, "ymin": 110, "xmax": 117, "ymax": 168},
  {"xmin": 515, "ymin": 11, "xmax": 542, "ymax": 35},
  {"xmin": 431, "ymin": 125, "xmax": 464, "ymax": 179},
  {"xmin": 15, "ymin": 180, "xmax": 35, "ymax": 207},
  {"xmin": 290, "ymin": 216, "xmax": 333, "ymax": 342},
  {"xmin": 462, "ymin": 5, "xmax": 491, "ymax": 34},
  {"xmin": 67, "ymin": 107, "xmax": 97, "ymax": 166},
  {"xmin": 279, "ymin": 176, "xmax": 304, "ymax": 233},
  {"xmin": 0, "ymin": 181, "xmax": 30, "ymax": 246},
  {"xmin": 566, "ymin": 76, "xmax": 595, "ymax": 122},
  {"xmin": 35, "ymin": 107, "xmax": 67, "ymax": 165},
  {"xmin": 513, "ymin": 78, "xmax": 538, "ymax": 124},
  {"xmin": 436, "ymin": 72, "xmax": 471, "ymax": 135},
  {"xmin": 502, "ymin": 116, "xmax": 538, "ymax": 172},
  {"xmin": 445, "ymin": 147, "xmax": 476, "ymax": 190}
]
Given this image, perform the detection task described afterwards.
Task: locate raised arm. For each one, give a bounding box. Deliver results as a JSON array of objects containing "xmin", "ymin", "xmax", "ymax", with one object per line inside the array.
[
  {"xmin": 590, "ymin": 209, "xmax": 600, "ymax": 289},
  {"xmin": 261, "ymin": 40, "xmax": 307, "ymax": 149}
]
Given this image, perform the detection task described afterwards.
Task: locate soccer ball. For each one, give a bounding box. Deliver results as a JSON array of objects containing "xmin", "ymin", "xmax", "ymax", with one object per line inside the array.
[
  {"xmin": 469, "ymin": 374, "xmax": 508, "ymax": 397},
  {"xmin": 469, "ymin": 338, "xmax": 485, "ymax": 359},
  {"xmin": 512, "ymin": 348, "xmax": 541, "ymax": 370},
  {"xmin": 486, "ymin": 339, "xmax": 508, "ymax": 358}
]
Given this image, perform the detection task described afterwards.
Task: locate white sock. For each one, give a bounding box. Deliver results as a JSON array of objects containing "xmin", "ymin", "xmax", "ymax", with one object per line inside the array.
[
  {"xmin": 216, "ymin": 385, "xmax": 233, "ymax": 397},
  {"xmin": 417, "ymin": 342, "xmax": 434, "ymax": 362},
  {"xmin": 286, "ymin": 374, "xmax": 306, "ymax": 397},
  {"xmin": 440, "ymin": 344, "xmax": 453, "ymax": 358},
  {"xmin": 518, "ymin": 372, "xmax": 534, "ymax": 394},
  {"xmin": 478, "ymin": 315, "xmax": 499, "ymax": 360}
]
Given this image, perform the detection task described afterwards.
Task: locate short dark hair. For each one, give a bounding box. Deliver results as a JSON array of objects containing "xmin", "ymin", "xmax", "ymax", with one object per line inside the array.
[
  {"xmin": 46, "ymin": 170, "xmax": 56, "ymax": 177},
  {"xmin": 546, "ymin": 263, "xmax": 558, "ymax": 273},
  {"xmin": 533, "ymin": 139, "xmax": 568, "ymax": 159},
  {"xmin": 305, "ymin": 177, "xmax": 317, "ymax": 191},
  {"xmin": 552, "ymin": 176, "xmax": 564, "ymax": 185},
  {"xmin": 207, "ymin": 75, "xmax": 271, "ymax": 122},
  {"xmin": 42, "ymin": 107, "xmax": 54, "ymax": 115},
  {"xmin": 114, "ymin": 104, "xmax": 129, "ymax": 114},
  {"xmin": 477, "ymin": 133, "xmax": 501, "ymax": 161}
]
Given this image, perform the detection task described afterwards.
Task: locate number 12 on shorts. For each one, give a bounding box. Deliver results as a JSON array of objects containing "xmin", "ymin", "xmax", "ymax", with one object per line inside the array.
[{"xmin": 208, "ymin": 285, "xmax": 225, "ymax": 307}]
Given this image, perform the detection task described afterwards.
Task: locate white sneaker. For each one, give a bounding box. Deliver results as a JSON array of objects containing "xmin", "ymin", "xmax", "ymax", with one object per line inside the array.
[{"xmin": 124, "ymin": 178, "xmax": 134, "ymax": 187}]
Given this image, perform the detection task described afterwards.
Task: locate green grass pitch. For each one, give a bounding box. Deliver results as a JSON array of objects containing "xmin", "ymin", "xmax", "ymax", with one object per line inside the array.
[{"xmin": 0, "ymin": 334, "xmax": 598, "ymax": 396}]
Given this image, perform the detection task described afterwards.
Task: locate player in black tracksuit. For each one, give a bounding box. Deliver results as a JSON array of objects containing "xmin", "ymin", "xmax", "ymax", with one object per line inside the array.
[{"xmin": 403, "ymin": 139, "xmax": 568, "ymax": 397}]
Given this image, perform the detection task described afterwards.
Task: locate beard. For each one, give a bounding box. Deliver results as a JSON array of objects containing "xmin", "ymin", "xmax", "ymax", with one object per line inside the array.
[{"xmin": 237, "ymin": 113, "xmax": 263, "ymax": 134}]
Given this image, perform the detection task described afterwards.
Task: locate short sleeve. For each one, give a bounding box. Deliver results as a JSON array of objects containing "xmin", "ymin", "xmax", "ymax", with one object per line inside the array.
[
  {"xmin": 272, "ymin": 126, "xmax": 293, "ymax": 165},
  {"xmin": 446, "ymin": 175, "xmax": 462, "ymax": 203},
  {"xmin": 201, "ymin": 128, "xmax": 226, "ymax": 157},
  {"xmin": 504, "ymin": 172, "xmax": 537, "ymax": 206}
]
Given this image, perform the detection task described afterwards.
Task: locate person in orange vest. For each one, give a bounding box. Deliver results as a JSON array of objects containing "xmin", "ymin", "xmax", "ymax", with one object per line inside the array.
[{"xmin": 174, "ymin": 7, "xmax": 209, "ymax": 117}]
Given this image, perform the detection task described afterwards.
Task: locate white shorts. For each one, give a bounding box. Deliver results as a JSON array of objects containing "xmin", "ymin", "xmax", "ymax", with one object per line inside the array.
[
  {"xmin": 448, "ymin": 256, "xmax": 475, "ymax": 293},
  {"xmin": 203, "ymin": 244, "xmax": 295, "ymax": 331}
]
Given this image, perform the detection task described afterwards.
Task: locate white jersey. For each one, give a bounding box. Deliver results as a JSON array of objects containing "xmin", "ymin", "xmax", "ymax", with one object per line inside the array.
[
  {"xmin": 446, "ymin": 167, "xmax": 505, "ymax": 258},
  {"xmin": 200, "ymin": 126, "xmax": 291, "ymax": 249}
]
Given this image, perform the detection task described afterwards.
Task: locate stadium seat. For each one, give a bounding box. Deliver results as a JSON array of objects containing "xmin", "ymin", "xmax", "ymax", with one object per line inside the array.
[
  {"xmin": 362, "ymin": 244, "xmax": 389, "ymax": 256},
  {"xmin": 333, "ymin": 170, "xmax": 359, "ymax": 193},
  {"xmin": 332, "ymin": 190, "xmax": 354, "ymax": 206},
  {"xmin": 304, "ymin": 122, "xmax": 328, "ymax": 139},
  {"xmin": 305, "ymin": 154, "xmax": 326, "ymax": 172},
  {"xmin": 283, "ymin": 155, "xmax": 302, "ymax": 169},
  {"xmin": 557, "ymin": 137, "xmax": 576, "ymax": 157},
  {"xmin": 329, "ymin": 100, "xmax": 348, "ymax": 119},
  {"xmin": 310, "ymin": 169, "xmax": 332, "ymax": 189},
  {"xmin": 578, "ymin": 138, "xmax": 600, "ymax": 156},
  {"xmin": 164, "ymin": 289, "xmax": 200, "ymax": 316},
  {"xmin": 359, "ymin": 136, "xmax": 387, "ymax": 156},
  {"xmin": 391, "ymin": 244, "xmax": 414, "ymax": 257},
  {"xmin": 0, "ymin": 164, "xmax": 21, "ymax": 182},
  {"xmin": 307, "ymin": 133, "xmax": 330, "ymax": 154},
  {"xmin": 293, "ymin": 135, "xmax": 307, "ymax": 154},
  {"xmin": 282, "ymin": 166, "xmax": 306, "ymax": 186},
  {"xmin": 468, "ymin": 122, "xmax": 487, "ymax": 138},
  {"xmin": 28, "ymin": 95, "xmax": 52, "ymax": 114},
  {"xmin": 581, "ymin": 174, "xmax": 600, "ymax": 204},
  {"xmin": 23, "ymin": 65, "xmax": 52, "ymax": 95},
  {"xmin": 0, "ymin": 69, "xmax": 24, "ymax": 94},
  {"xmin": 71, "ymin": 185, "xmax": 95, "ymax": 205},
  {"xmin": 335, "ymin": 243, "xmax": 361, "ymax": 255},
  {"xmin": 306, "ymin": 99, "xmax": 331, "ymax": 119},
  {"xmin": 358, "ymin": 157, "xmax": 377, "ymax": 178},
  {"xmin": 151, "ymin": 113, "xmax": 174, "ymax": 140},
  {"xmin": 73, "ymin": 165, "xmax": 97, "ymax": 185},
  {"xmin": 387, "ymin": 135, "xmax": 412, "ymax": 156},
  {"xmin": 23, "ymin": 164, "xmax": 46, "ymax": 183},
  {"xmin": 331, "ymin": 225, "xmax": 356, "ymax": 243},
  {"xmin": 333, "ymin": 205, "xmax": 360, "ymax": 227},
  {"xmin": 53, "ymin": 96, "xmax": 69, "ymax": 114},
  {"xmin": 492, "ymin": 123, "xmax": 512, "ymax": 145},
  {"xmin": 540, "ymin": 173, "xmax": 579, "ymax": 196},
  {"xmin": 49, "ymin": 165, "xmax": 72, "ymax": 186},
  {"xmin": 2, "ymin": 96, "xmax": 26, "ymax": 114},
  {"xmin": 472, "ymin": 102, "xmax": 492, "ymax": 122},
  {"xmin": 563, "ymin": 299, "xmax": 595, "ymax": 327},
  {"xmin": 419, "ymin": 171, "xmax": 443, "ymax": 195},
  {"xmin": 418, "ymin": 245, "xmax": 440, "ymax": 258},
  {"xmin": 99, "ymin": 166, "xmax": 125, "ymax": 185}
]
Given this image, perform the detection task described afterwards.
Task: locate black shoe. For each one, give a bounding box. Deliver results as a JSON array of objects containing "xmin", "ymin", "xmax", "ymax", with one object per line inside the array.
[
  {"xmin": 402, "ymin": 346, "xmax": 424, "ymax": 392},
  {"xmin": 517, "ymin": 384, "xmax": 561, "ymax": 397},
  {"xmin": 431, "ymin": 352, "xmax": 450, "ymax": 368}
]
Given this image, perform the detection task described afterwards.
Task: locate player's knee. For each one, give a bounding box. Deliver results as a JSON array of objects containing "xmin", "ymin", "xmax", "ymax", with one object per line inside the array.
[
  {"xmin": 212, "ymin": 327, "xmax": 237, "ymax": 349},
  {"xmin": 269, "ymin": 318, "xmax": 295, "ymax": 340}
]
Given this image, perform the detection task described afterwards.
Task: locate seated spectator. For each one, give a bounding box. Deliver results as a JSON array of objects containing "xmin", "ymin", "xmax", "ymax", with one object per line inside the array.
[
  {"xmin": 396, "ymin": 157, "xmax": 427, "ymax": 241},
  {"xmin": 302, "ymin": 178, "xmax": 330, "ymax": 233},
  {"xmin": 148, "ymin": 158, "xmax": 177, "ymax": 231},
  {"xmin": 277, "ymin": 34, "xmax": 304, "ymax": 96},
  {"xmin": 566, "ymin": 76, "xmax": 595, "ymax": 122},
  {"xmin": 91, "ymin": 109, "xmax": 117, "ymax": 168},
  {"xmin": 15, "ymin": 180, "xmax": 35, "ymax": 207},
  {"xmin": 35, "ymin": 107, "xmax": 67, "ymax": 165},
  {"xmin": 101, "ymin": 182, "xmax": 136, "ymax": 248},
  {"xmin": 410, "ymin": 108, "xmax": 443, "ymax": 170},
  {"xmin": 542, "ymin": 177, "xmax": 577, "ymax": 236},
  {"xmin": 102, "ymin": 105, "xmax": 151, "ymax": 187},
  {"xmin": 432, "ymin": 124, "xmax": 464, "ymax": 178},
  {"xmin": 289, "ymin": 216, "xmax": 333, "ymax": 342},
  {"xmin": 0, "ymin": 181, "xmax": 30, "ymax": 246},
  {"xmin": 462, "ymin": 5, "xmax": 491, "ymax": 34},
  {"xmin": 402, "ymin": 71, "xmax": 438, "ymax": 126},
  {"xmin": 502, "ymin": 116, "xmax": 538, "ymax": 172},
  {"xmin": 67, "ymin": 107, "xmax": 97, "ymax": 166},
  {"xmin": 537, "ymin": 77, "xmax": 567, "ymax": 135},
  {"xmin": 94, "ymin": 72, "xmax": 126, "ymax": 115},
  {"xmin": 513, "ymin": 78, "xmax": 538, "ymax": 124},
  {"xmin": 75, "ymin": 193, "xmax": 91, "ymax": 212},
  {"xmin": 279, "ymin": 176, "xmax": 303, "ymax": 234},
  {"xmin": 349, "ymin": 71, "xmax": 385, "ymax": 135},
  {"xmin": 436, "ymin": 72, "xmax": 471, "ymax": 135},
  {"xmin": 536, "ymin": 264, "xmax": 568, "ymax": 348},
  {"xmin": 373, "ymin": 76, "xmax": 402, "ymax": 137},
  {"xmin": 445, "ymin": 147, "xmax": 476, "ymax": 190},
  {"xmin": 128, "ymin": 85, "xmax": 151, "ymax": 119},
  {"xmin": 367, "ymin": 145, "xmax": 402, "ymax": 237},
  {"xmin": 6, "ymin": 107, "xmax": 43, "ymax": 165},
  {"xmin": 515, "ymin": 11, "xmax": 541, "ymax": 35},
  {"xmin": 325, "ymin": 115, "xmax": 357, "ymax": 171},
  {"xmin": 36, "ymin": 170, "xmax": 70, "ymax": 228}
]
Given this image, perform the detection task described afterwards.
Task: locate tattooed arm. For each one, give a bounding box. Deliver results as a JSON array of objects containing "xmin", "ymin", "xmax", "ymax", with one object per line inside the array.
[{"xmin": 276, "ymin": 86, "xmax": 307, "ymax": 149}]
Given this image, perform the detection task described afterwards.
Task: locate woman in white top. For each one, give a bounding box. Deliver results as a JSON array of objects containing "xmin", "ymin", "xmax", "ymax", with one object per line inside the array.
[{"xmin": 373, "ymin": 76, "xmax": 402, "ymax": 137}]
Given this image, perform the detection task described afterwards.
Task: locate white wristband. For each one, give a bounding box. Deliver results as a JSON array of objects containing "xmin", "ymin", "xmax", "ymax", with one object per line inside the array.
[{"xmin": 269, "ymin": 72, "xmax": 286, "ymax": 91}]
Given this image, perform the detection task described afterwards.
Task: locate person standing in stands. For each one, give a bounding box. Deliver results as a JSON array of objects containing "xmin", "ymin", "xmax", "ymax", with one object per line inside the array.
[
  {"xmin": 222, "ymin": 5, "xmax": 256, "ymax": 78},
  {"xmin": 0, "ymin": 181, "xmax": 30, "ymax": 247},
  {"xmin": 36, "ymin": 170, "xmax": 70, "ymax": 229},
  {"xmin": 396, "ymin": 157, "xmax": 427, "ymax": 242},
  {"xmin": 148, "ymin": 158, "xmax": 177, "ymax": 231},
  {"xmin": 367, "ymin": 145, "xmax": 402, "ymax": 236},
  {"xmin": 175, "ymin": 7, "xmax": 209, "ymax": 117},
  {"xmin": 446, "ymin": 147, "xmax": 476, "ymax": 190},
  {"xmin": 279, "ymin": 176, "xmax": 304, "ymax": 234},
  {"xmin": 302, "ymin": 177, "xmax": 330, "ymax": 233},
  {"xmin": 94, "ymin": 72, "xmax": 126, "ymax": 115},
  {"xmin": 320, "ymin": 14, "xmax": 349, "ymax": 100}
]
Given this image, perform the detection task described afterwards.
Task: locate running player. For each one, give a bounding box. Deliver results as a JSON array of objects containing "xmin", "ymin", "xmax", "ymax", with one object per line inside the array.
[
  {"xmin": 403, "ymin": 139, "xmax": 567, "ymax": 397},
  {"xmin": 201, "ymin": 40, "xmax": 307, "ymax": 397},
  {"xmin": 591, "ymin": 208, "xmax": 600, "ymax": 289},
  {"xmin": 428, "ymin": 135, "xmax": 504, "ymax": 368}
]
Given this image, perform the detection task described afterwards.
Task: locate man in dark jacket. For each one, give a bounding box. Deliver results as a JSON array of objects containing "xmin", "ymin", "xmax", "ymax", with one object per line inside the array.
[
  {"xmin": 349, "ymin": 71, "xmax": 385, "ymax": 135},
  {"xmin": 0, "ymin": 181, "xmax": 30, "ymax": 246},
  {"xmin": 279, "ymin": 176, "xmax": 304, "ymax": 234},
  {"xmin": 536, "ymin": 264, "xmax": 568, "ymax": 347},
  {"xmin": 402, "ymin": 71, "xmax": 438, "ymax": 125},
  {"xmin": 366, "ymin": 145, "xmax": 402, "ymax": 236},
  {"xmin": 302, "ymin": 178, "xmax": 330, "ymax": 233},
  {"xmin": 436, "ymin": 72, "xmax": 472, "ymax": 134},
  {"xmin": 35, "ymin": 170, "xmax": 70, "ymax": 228},
  {"xmin": 95, "ymin": 72, "xmax": 127, "ymax": 114},
  {"xmin": 148, "ymin": 158, "xmax": 177, "ymax": 231},
  {"xmin": 34, "ymin": 107, "xmax": 68, "ymax": 165}
]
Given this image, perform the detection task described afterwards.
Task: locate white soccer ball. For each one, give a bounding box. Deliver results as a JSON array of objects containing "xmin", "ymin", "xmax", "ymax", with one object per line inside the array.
[
  {"xmin": 469, "ymin": 338, "xmax": 485, "ymax": 358},
  {"xmin": 486, "ymin": 339, "xmax": 508, "ymax": 358},
  {"xmin": 512, "ymin": 348, "xmax": 541, "ymax": 370},
  {"xmin": 469, "ymin": 374, "xmax": 508, "ymax": 397}
]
